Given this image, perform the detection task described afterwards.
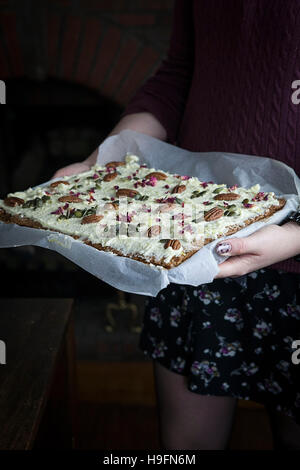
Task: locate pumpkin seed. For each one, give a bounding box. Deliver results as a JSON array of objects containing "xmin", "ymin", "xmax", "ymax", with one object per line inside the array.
[
  {"xmin": 191, "ymin": 190, "xmax": 207, "ymax": 199},
  {"xmin": 135, "ymin": 194, "xmax": 149, "ymax": 201},
  {"xmin": 213, "ymin": 186, "xmax": 225, "ymax": 194},
  {"xmin": 84, "ymin": 206, "xmax": 97, "ymax": 216},
  {"xmin": 35, "ymin": 198, "xmax": 43, "ymax": 208},
  {"xmin": 74, "ymin": 210, "xmax": 83, "ymax": 218}
]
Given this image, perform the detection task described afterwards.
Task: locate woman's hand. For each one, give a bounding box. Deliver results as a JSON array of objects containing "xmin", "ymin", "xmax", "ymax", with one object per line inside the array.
[
  {"xmin": 215, "ymin": 222, "xmax": 300, "ymax": 278},
  {"xmin": 51, "ymin": 112, "xmax": 167, "ymax": 180},
  {"xmin": 51, "ymin": 147, "xmax": 99, "ymax": 179},
  {"xmin": 52, "ymin": 161, "xmax": 92, "ymax": 179}
]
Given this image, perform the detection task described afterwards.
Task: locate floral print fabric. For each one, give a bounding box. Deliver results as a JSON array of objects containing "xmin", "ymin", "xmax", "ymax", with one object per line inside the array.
[{"xmin": 139, "ymin": 268, "xmax": 300, "ymax": 424}]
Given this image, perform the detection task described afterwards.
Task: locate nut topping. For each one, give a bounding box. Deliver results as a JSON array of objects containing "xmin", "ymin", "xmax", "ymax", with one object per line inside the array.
[
  {"xmin": 58, "ymin": 195, "xmax": 83, "ymax": 203},
  {"xmin": 4, "ymin": 197, "xmax": 25, "ymax": 207},
  {"xmin": 103, "ymin": 172, "xmax": 117, "ymax": 182},
  {"xmin": 159, "ymin": 202, "xmax": 177, "ymax": 213},
  {"xmin": 105, "ymin": 161, "xmax": 125, "ymax": 168},
  {"xmin": 104, "ymin": 202, "xmax": 118, "ymax": 211},
  {"xmin": 164, "ymin": 239, "xmax": 181, "ymax": 250},
  {"xmin": 147, "ymin": 225, "xmax": 161, "ymax": 237},
  {"xmin": 81, "ymin": 214, "xmax": 104, "ymax": 224},
  {"xmin": 172, "ymin": 184, "xmax": 186, "ymax": 194},
  {"xmin": 116, "ymin": 188, "xmax": 139, "ymax": 198},
  {"xmin": 145, "ymin": 172, "xmax": 167, "ymax": 181},
  {"xmin": 213, "ymin": 193, "xmax": 240, "ymax": 201},
  {"xmin": 204, "ymin": 207, "xmax": 224, "ymax": 221},
  {"xmin": 50, "ymin": 180, "xmax": 70, "ymax": 188}
]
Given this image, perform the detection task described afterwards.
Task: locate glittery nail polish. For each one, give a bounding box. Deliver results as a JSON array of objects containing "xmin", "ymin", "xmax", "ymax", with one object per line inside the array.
[{"xmin": 216, "ymin": 243, "xmax": 232, "ymax": 255}]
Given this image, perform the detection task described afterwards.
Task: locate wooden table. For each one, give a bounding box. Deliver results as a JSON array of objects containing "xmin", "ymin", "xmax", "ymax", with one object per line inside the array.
[{"xmin": 0, "ymin": 298, "xmax": 77, "ymax": 450}]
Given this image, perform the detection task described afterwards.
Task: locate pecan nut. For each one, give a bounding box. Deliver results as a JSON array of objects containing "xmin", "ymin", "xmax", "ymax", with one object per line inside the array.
[
  {"xmin": 145, "ymin": 172, "xmax": 167, "ymax": 181},
  {"xmin": 105, "ymin": 161, "xmax": 125, "ymax": 168},
  {"xmin": 204, "ymin": 207, "xmax": 224, "ymax": 221},
  {"xmin": 147, "ymin": 225, "xmax": 161, "ymax": 237},
  {"xmin": 103, "ymin": 172, "xmax": 117, "ymax": 182},
  {"xmin": 81, "ymin": 214, "xmax": 104, "ymax": 224},
  {"xmin": 58, "ymin": 195, "xmax": 83, "ymax": 203},
  {"xmin": 50, "ymin": 180, "xmax": 70, "ymax": 188},
  {"xmin": 164, "ymin": 239, "xmax": 181, "ymax": 250},
  {"xmin": 116, "ymin": 188, "xmax": 139, "ymax": 198},
  {"xmin": 4, "ymin": 196, "xmax": 25, "ymax": 207},
  {"xmin": 213, "ymin": 193, "xmax": 240, "ymax": 201},
  {"xmin": 104, "ymin": 202, "xmax": 118, "ymax": 211},
  {"xmin": 172, "ymin": 184, "xmax": 186, "ymax": 194},
  {"xmin": 159, "ymin": 202, "xmax": 177, "ymax": 213}
]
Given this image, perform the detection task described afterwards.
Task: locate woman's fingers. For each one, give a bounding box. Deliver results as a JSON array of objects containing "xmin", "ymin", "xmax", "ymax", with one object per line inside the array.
[
  {"xmin": 51, "ymin": 162, "xmax": 91, "ymax": 179},
  {"xmin": 216, "ymin": 236, "xmax": 257, "ymax": 257},
  {"xmin": 215, "ymin": 253, "xmax": 258, "ymax": 278}
]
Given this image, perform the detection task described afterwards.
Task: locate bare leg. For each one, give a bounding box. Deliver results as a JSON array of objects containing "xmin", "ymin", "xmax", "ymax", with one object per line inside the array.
[
  {"xmin": 266, "ymin": 408, "xmax": 300, "ymax": 450},
  {"xmin": 153, "ymin": 360, "xmax": 237, "ymax": 450}
]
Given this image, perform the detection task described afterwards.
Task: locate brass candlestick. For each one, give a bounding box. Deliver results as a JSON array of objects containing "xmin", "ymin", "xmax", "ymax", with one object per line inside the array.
[{"xmin": 105, "ymin": 290, "xmax": 141, "ymax": 334}]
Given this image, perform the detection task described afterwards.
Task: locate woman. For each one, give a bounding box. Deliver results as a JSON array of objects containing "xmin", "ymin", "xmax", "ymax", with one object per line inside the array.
[{"xmin": 54, "ymin": 1, "xmax": 300, "ymax": 449}]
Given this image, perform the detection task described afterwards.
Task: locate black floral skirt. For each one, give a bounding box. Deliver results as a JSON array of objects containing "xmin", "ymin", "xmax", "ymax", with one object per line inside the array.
[{"xmin": 139, "ymin": 268, "xmax": 300, "ymax": 424}]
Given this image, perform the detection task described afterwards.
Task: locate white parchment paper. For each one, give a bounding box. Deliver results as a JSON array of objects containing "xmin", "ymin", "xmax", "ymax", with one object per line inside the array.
[{"xmin": 0, "ymin": 130, "xmax": 299, "ymax": 296}]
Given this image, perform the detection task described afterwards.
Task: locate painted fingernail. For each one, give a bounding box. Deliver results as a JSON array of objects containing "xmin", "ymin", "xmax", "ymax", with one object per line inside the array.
[{"xmin": 216, "ymin": 243, "xmax": 232, "ymax": 255}]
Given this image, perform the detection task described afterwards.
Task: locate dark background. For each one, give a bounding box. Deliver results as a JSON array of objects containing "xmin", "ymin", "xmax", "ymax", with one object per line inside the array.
[
  {"xmin": 0, "ymin": 0, "xmax": 175, "ymax": 450},
  {"xmin": 0, "ymin": 0, "xmax": 173, "ymax": 299},
  {"xmin": 0, "ymin": 0, "xmax": 275, "ymax": 450}
]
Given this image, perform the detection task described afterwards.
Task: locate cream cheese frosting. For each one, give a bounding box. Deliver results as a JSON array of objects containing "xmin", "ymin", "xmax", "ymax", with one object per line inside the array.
[{"xmin": 0, "ymin": 154, "xmax": 281, "ymax": 265}]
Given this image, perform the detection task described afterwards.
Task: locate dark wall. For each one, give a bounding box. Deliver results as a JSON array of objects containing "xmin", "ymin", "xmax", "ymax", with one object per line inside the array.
[{"xmin": 0, "ymin": 0, "xmax": 173, "ymax": 106}]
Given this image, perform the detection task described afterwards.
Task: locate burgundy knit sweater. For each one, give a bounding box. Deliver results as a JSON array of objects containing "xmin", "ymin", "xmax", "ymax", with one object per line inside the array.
[{"xmin": 123, "ymin": 0, "xmax": 300, "ymax": 273}]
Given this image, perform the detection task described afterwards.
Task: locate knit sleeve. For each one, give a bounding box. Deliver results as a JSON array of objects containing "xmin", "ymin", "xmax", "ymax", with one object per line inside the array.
[{"xmin": 122, "ymin": 0, "xmax": 194, "ymax": 143}]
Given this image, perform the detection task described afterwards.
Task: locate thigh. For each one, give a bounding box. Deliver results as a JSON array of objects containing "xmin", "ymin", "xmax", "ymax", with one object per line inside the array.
[{"xmin": 153, "ymin": 360, "xmax": 237, "ymax": 450}]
